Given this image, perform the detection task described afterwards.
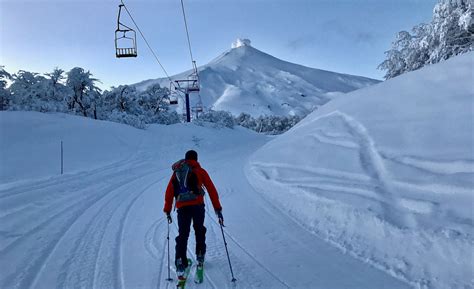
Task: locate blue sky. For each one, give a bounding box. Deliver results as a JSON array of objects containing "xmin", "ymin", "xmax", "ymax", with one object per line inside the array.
[{"xmin": 0, "ymin": 0, "xmax": 437, "ymax": 89}]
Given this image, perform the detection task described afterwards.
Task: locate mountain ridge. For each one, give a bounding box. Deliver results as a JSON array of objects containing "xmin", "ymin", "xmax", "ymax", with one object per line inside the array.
[{"xmin": 135, "ymin": 42, "xmax": 380, "ymax": 117}]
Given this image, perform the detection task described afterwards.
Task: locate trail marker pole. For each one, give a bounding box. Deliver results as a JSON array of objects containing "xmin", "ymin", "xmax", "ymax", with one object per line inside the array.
[{"xmin": 60, "ymin": 140, "xmax": 63, "ymax": 175}]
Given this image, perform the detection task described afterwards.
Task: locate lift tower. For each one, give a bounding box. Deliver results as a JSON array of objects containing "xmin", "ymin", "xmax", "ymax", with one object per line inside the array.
[{"xmin": 173, "ymin": 61, "xmax": 200, "ymax": 122}]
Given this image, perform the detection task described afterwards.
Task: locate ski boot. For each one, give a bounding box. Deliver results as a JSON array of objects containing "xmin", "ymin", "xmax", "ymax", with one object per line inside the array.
[
  {"xmin": 194, "ymin": 254, "xmax": 204, "ymax": 284},
  {"xmin": 176, "ymin": 258, "xmax": 192, "ymax": 289}
]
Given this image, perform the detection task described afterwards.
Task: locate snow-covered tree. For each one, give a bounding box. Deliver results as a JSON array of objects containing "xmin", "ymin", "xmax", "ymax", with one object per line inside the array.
[
  {"xmin": 6, "ymin": 68, "xmax": 70, "ymax": 112},
  {"xmin": 234, "ymin": 113, "xmax": 302, "ymax": 134},
  {"xmin": 379, "ymin": 0, "xmax": 473, "ymax": 79},
  {"xmin": 2, "ymin": 65, "xmax": 188, "ymax": 128},
  {"xmin": 66, "ymin": 67, "xmax": 101, "ymax": 117},
  {"xmin": 100, "ymin": 84, "xmax": 179, "ymax": 126},
  {"xmin": 0, "ymin": 66, "xmax": 11, "ymax": 111},
  {"xmin": 235, "ymin": 113, "xmax": 256, "ymax": 129},
  {"xmin": 152, "ymin": 111, "xmax": 181, "ymax": 125},
  {"xmin": 99, "ymin": 85, "xmax": 146, "ymax": 127},
  {"xmin": 8, "ymin": 70, "xmax": 50, "ymax": 111},
  {"xmin": 45, "ymin": 68, "xmax": 70, "ymax": 104},
  {"xmin": 431, "ymin": 0, "xmax": 473, "ymax": 62},
  {"xmin": 137, "ymin": 83, "xmax": 172, "ymax": 122},
  {"xmin": 197, "ymin": 110, "xmax": 235, "ymax": 128},
  {"xmin": 101, "ymin": 85, "xmax": 141, "ymax": 116},
  {"xmin": 108, "ymin": 110, "xmax": 146, "ymax": 129}
]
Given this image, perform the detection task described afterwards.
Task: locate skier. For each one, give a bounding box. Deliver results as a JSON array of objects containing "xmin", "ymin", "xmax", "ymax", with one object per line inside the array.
[{"xmin": 163, "ymin": 150, "xmax": 224, "ymax": 286}]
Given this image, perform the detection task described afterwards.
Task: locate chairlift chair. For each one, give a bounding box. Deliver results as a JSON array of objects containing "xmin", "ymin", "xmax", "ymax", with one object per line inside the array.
[
  {"xmin": 115, "ymin": 4, "xmax": 137, "ymax": 58},
  {"xmin": 192, "ymin": 98, "xmax": 204, "ymax": 113},
  {"xmin": 174, "ymin": 61, "xmax": 200, "ymax": 93},
  {"xmin": 187, "ymin": 61, "xmax": 200, "ymax": 92},
  {"xmin": 169, "ymin": 94, "xmax": 179, "ymax": 105},
  {"xmin": 168, "ymin": 82, "xmax": 179, "ymax": 105},
  {"xmin": 187, "ymin": 80, "xmax": 200, "ymax": 92},
  {"xmin": 193, "ymin": 105, "xmax": 203, "ymax": 113},
  {"xmin": 191, "ymin": 103, "xmax": 204, "ymax": 120}
]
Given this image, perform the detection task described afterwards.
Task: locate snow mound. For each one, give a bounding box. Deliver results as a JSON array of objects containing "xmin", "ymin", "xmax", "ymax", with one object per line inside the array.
[
  {"xmin": 0, "ymin": 111, "xmax": 145, "ymax": 185},
  {"xmin": 231, "ymin": 38, "xmax": 252, "ymax": 48},
  {"xmin": 246, "ymin": 52, "xmax": 474, "ymax": 289}
]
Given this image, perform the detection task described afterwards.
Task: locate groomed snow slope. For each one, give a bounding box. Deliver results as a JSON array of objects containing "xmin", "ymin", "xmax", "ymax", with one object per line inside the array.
[
  {"xmin": 135, "ymin": 44, "xmax": 379, "ymax": 117},
  {"xmin": 246, "ymin": 52, "xmax": 474, "ymax": 289},
  {"xmin": 0, "ymin": 111, "xmax": 409, "ymax": 289}
]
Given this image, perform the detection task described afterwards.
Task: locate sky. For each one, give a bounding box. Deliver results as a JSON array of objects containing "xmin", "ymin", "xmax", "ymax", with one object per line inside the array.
[{"xmin": 0, "ymin": 0, "xmax": 437, "ymax": 90}]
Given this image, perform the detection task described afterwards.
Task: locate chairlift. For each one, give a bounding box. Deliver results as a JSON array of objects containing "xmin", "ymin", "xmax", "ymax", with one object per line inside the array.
[
  {"xmin": 191, "ymin": 103, "xmax": 204, "ymax": 120},
  {"xmin": 168, "ymin": 83, "xmax": 179, "ymax": 105},
  {"xmin": 186, "ymin": 61, "xmax": 200, "ymax": 92},
  {"xmin": 173, "ymin": 62, "xmax": 202, "ymax": 122},
  {"xmin": 174, "ymin": 61, "xmax": 200, "ymax": 93},
  {"xmin": 169, "ymin": 94, "xmax": 179, "ymax": 105},
  {"xmin": 115, "ymin": 4, "xmax": 137, "ymax": 58},
  {"xmin": 192, "ymin": 105, "xmax": 203, "ymax": 113},
  {"xmin": 192, "ymin": 98, "xmax": 204, "ymax": 113}
]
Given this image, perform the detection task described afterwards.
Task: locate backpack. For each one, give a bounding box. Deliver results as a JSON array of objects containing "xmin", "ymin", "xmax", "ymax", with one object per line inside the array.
[{"xmin": 172, "ymin": 159, "xmax": 204, "ymax": 202}]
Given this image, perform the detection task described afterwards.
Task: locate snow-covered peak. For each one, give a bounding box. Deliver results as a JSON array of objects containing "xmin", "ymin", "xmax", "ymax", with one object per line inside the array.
[
  {"xmin": 231, "ymin": 38, "xmax": 252, "ymax": 48},
  {"xmin": 134, "ymin": 44, "xmax": 379, "ymax": 117}
]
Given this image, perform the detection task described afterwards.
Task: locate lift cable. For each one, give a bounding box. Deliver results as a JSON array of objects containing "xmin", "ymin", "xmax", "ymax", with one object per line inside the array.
[
  {"xmin": 179, "ymin": 0, "xmax": 195, "ymax": 65},
  {"xmin": 120, "ymin": 0, "xmax": 176, "ymax": 88}
]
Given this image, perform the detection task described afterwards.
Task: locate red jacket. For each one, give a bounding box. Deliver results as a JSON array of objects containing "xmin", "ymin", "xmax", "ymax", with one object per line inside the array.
[{"xmin": 163, "ymin": 159, "xmax": 222, "ymax": 213}]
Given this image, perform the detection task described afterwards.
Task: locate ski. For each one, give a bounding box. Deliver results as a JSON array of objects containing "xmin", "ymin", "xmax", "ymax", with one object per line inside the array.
[
  {"xmin": 194, "ymin": 261, "xmax": 204, "ymax": 284},
  {"xmin": 176, "ymin": 259, "xmax": 192, "ymax": 289}
]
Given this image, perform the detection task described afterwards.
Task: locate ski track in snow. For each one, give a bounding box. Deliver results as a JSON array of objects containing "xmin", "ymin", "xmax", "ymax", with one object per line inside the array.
[
  {"xmin": 116, "ymin": 175, "xmax": 169, "ymax": 289},
  {"xmin": 0, "ymin": 153, "xmax": 165, "ymax": 289},
  {"xmin": 54, "ymin": 172, "xmax": 155, "ymax": 289},
  {"xmin": 252, "ymin": 111, "xmax": 456, "ymax": 223},
  {"xmin": 0, "ymin": 159, "xmax": 149, "ymax": 253},
  {"xmin": 204, "ymin": 198, "xmax": 291, "ymax": 289},
  {"xmin": 334, "ymin": 111, "xmax": 411, "ymax": 227},
  {"xmin": 0, "ymin": 152, "xmax": 144, "ymax": 199},
  {"xmin": 144, "ymin": 218, "xmax": 166, "ymax": 261}
]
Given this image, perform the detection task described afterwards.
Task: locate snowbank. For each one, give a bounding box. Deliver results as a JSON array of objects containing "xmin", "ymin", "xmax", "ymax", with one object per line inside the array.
[
  {"xmin": 0, "ymin": 111, "xmax": 264, "ymax": 186},
  {"xmin": 246, "ymin": 52, "xmax": 474, "ymax": 289},
  {"xmin": 0, "ymin": 111, "xmax": 145, "ymax": 185}
]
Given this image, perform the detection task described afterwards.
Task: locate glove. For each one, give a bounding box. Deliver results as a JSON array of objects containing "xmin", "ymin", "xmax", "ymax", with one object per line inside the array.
[
  {"xmin": 215, "ymin": 209, "xmax": 224, "ymax": 226},
  {"xmin": 166, "ymin": 213, "xmax": 172, "ymax": 224}
]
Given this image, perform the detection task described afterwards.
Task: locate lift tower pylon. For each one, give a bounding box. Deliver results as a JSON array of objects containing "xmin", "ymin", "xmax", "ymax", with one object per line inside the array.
[{"xmin": 173, "ymin": 61, "xmax": 200, "ymax": 122}]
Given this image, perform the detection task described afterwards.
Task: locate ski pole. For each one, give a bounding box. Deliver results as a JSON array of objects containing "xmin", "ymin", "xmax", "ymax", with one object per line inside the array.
[
  {"xmin": 219, "ymin": 223, "xmax": 237, "ymax": 282},
  {"xmin": 166, "ymin": 219, "xmax": 172, "ymax": 281}
]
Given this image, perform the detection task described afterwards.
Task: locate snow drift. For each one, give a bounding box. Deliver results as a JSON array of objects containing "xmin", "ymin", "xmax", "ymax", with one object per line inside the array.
[
  {"xmin": 246, "ymin": 52, "xmax": 474, "ymax": 288},
  {"xmin": 0, "ymin": 112, "xmax": 145, "ymax": 185},
  {"xmin": 135, "ymin": 41, "xmax": 379, "ymax": 117}
]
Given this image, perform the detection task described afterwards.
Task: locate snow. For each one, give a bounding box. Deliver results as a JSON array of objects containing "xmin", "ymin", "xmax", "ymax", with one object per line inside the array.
[
  {"xmin": 0, "ymin": 111, "xmax": 145, "ymax": 185},
  {"xmin": 246, "ymin": 52, "xmax": 474, "ymax": 289},
  {"xmin": 0, "ymin": 111, "xmax": 409, "ymax": 289},
  {"xmin": 1, "ymin": 50, "xmax": 471, "ymax": 289},
  {"xmin": 134, "ymin": 44, "xmax": 380, "ymax": 117}
]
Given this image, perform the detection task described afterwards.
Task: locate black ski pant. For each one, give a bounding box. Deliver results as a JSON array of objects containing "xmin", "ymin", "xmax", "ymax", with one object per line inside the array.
[{"xmin": 175, "ymin": 204, "xmax": 207, "ymax": 268}]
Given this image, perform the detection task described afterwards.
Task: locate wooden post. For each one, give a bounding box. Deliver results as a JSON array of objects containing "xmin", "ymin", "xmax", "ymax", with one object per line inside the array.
[{"xmin": 61, "ymin": 140, "xmax": 63, "ymax": 175}]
